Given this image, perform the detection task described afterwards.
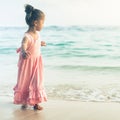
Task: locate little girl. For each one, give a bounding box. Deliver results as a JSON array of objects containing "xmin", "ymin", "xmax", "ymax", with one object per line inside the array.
[{"xmin": 13, "ymin": 4, "xmax": 47, "ymax": 110}]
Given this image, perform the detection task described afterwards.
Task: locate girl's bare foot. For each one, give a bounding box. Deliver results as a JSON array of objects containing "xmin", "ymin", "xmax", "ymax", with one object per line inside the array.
[
  {"xmin": 34, "ymin": 104, "xmax": 43, "ymax": 110},
  {"xmin": 21, "ymin": 104, "xmax": 28, "ymax": 109}
]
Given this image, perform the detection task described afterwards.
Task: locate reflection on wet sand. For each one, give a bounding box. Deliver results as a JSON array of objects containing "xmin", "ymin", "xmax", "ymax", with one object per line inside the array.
[{"xmin": 12, "ymin": 109, "xmax": 45, "ymax": 120}]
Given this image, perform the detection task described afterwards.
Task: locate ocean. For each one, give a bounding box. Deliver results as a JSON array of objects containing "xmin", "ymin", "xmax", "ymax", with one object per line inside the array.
[{"xmin": 0, "ymin": 25, "xmax": 120, "ymax": 102}]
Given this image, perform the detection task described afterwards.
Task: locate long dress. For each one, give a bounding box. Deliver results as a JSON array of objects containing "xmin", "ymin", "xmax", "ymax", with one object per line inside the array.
[{"xmin": 13, "ymin": 33, "xmax": 47, "ymax": 105}]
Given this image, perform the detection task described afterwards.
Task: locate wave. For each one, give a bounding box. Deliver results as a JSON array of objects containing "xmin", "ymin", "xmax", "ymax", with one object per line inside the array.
[
  {"xmin": 0, "ymin": 25, "xmax": 120, "ymax": 33},
  {"xmin": 45, "ymin": 64, "xmax": 120, "ymax": 71},
  {"xmin": 46, "ymin": 84, "xmax": 120, "ymax": 102},
  {"xmin": 43, "ymin": 25, "xmax": 120, "ymax": 32},
  {"xmin": 0, "ymin": 48, "xmax": 16, "ymax": 54},
  {"xmin": 0, "ymin": 84, "xmax": 120, "ymax": 102},
  {"xmin": 2, "ymin": 84, "xmax": 120, "ymax": 102}
]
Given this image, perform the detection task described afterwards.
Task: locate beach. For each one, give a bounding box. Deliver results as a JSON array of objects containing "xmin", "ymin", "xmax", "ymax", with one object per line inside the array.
[
  {"xmin": 1, "ymin": 26, "xmax": 120, "ymax": 102},
  {"xmin": 0, "ymin": 26, "xmax": 120, "ymax": 119},
  {"xmin": 1, "ymin": 96, "xmax": 120, "ymax": 120}
]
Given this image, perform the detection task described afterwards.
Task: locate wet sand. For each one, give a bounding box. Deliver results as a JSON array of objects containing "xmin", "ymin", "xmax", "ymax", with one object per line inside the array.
[{"xmin": 1, "ymin": 96, "xmax": 120, "ymax": 120}]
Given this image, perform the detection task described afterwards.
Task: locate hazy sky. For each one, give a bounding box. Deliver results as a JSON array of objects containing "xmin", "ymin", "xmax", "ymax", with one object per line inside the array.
[{"xmin": 1, "ymin": 0, "xmax": 120, "ymax": 26}]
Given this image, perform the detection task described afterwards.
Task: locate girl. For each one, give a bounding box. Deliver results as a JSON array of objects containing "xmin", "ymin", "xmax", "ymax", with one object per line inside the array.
[{"xmin": 13, "ymin": 4, "xmax": 47, "ymax": 110}]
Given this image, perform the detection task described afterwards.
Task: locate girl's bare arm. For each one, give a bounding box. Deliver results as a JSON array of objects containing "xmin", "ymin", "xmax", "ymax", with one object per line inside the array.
[{"xmin": 21, "ymin": 37, "xmax": 30, "ymax": 59}]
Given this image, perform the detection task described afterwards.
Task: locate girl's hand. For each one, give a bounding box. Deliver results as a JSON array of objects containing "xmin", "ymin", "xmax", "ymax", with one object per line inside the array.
[
  {"xmin": 41, "ymin": 41, "xmax": 46, "ymax": 46},
  {"xmin": 21, "ymin": 51, "xmax": 30, "ymax": 59}
]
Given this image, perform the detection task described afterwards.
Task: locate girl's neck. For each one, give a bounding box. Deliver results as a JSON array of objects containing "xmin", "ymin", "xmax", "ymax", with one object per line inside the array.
[
  {"xmin": 27, "ymin": 26, "xmax": 37, "ymax": 34},
  {"xmin": 26, "ymin": 26, "xmax": 39, "ymax": 40}
]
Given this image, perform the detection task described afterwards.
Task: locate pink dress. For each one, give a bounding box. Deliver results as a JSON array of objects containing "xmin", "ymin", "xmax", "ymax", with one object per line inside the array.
[{"xmin": 13, "ymin": 33, "xmax": 47, "ymax": 105}]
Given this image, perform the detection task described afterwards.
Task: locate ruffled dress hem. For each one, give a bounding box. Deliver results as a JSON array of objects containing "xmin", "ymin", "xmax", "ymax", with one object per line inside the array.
[{"xmin": 13, "ymin": 88, "xmax": 47, "ymax": 106}]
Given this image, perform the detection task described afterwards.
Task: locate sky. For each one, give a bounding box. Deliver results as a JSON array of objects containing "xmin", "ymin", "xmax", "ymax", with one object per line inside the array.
[{"xmin": 0, "ymin": 0, "xmax": 120, "ymax": 26}]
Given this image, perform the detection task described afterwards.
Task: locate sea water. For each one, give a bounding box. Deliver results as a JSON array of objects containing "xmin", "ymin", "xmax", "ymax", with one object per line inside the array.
[{"xmin": 0, "ymin": 25, "xmax": 120, "ymax": 102}]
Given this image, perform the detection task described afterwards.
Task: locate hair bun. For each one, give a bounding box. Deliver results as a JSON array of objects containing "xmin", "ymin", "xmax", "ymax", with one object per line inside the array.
[{"xmin": 25, "ymin": 4, "xmax": 34, "ymax": 14}]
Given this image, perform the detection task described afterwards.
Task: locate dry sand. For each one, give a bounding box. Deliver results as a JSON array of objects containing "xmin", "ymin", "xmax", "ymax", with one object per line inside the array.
[{"xmin": 1, "ymin": 96, "xmax": 120, "ymax": 120}]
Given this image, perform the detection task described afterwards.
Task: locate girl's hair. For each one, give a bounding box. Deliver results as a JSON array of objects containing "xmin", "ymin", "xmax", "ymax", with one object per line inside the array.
[{"xmin": 25, "ymin": 4, "xmax": 45, "ymax": 26}]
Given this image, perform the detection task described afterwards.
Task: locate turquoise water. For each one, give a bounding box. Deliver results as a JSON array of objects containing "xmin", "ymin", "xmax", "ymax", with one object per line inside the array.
[{"xmin": 0, "ymin": 26, "xmax": 120, "ymax": 102}]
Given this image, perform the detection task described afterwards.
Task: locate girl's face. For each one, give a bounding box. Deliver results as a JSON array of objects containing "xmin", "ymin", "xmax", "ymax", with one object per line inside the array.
[{"xmin": 34, "ymin": 18, "xmax": 44, "ymax": 31}]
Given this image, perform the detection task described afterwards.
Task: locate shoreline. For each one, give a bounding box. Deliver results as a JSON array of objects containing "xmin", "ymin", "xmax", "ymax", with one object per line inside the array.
[{"xmin": 1, "ymin": 96, "xmax": 120, "ymax": 120}]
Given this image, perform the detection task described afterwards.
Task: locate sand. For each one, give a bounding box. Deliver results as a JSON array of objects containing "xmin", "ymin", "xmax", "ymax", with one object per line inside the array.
[{"xmin": 1, "ymin": 96, "xmax": 120, "ymax": 120}]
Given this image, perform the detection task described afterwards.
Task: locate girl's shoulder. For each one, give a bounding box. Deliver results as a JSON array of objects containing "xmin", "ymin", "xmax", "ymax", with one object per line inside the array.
[
  {"xmin": 25, "ymin": 32, "xmax": 36, "ymax": 41},
  {"xmin": 23, "ymin": 32, "xmax": 32, "ymax": 40},
  {"xmin": 24, "ymin": 32, "xmax": 41, "ymax": 40},
  {"xmin": 21, "ymin": 33, "xmax": 33, "ymax": 44}
]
